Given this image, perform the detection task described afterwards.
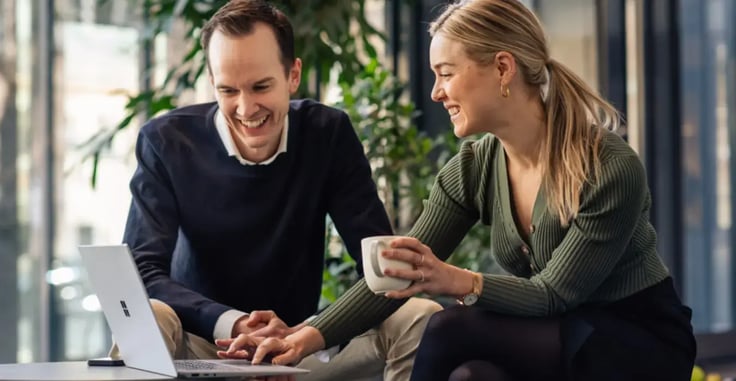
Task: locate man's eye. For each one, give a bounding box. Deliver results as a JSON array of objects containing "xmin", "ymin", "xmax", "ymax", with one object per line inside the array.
[
  {"xmin": 254, "ymin": 85, "xmax": 269, "ymax": 91},
  {"xmin": 439, "ymin": 73, "xmax": 451, "ymax": 78}
]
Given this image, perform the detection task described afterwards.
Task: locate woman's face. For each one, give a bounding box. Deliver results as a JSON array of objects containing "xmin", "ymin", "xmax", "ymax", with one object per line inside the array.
[{"xmin": 429, "ymin": 34, "xmax": 503, "ymax": 138}]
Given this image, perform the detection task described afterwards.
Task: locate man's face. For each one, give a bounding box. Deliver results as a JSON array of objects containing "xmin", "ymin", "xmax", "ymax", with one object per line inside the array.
[{"xmin": 208, "ymin": 23, "xmax": 301, "ymax": 162}]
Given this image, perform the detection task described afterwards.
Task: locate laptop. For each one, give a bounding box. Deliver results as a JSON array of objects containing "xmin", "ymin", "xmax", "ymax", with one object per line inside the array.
[{"xmin": 78, "ymin": 244, "xmax": 310, "ymax": 378}]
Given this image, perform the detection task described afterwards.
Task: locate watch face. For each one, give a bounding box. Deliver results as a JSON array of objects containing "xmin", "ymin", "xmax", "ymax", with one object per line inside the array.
[{"xmin": 463, "ymin": 293, "xmax": 479, "ymax": 306}]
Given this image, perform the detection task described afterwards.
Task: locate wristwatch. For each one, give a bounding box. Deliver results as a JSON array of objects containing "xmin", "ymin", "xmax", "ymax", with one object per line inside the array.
[{"xmin": 458, "ymin": 270, "xmax": 482, "ymax": 306}]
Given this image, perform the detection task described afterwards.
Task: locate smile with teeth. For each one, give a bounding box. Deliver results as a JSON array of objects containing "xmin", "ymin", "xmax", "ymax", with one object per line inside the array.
[
  {"xmin": 448, "ymin": 106, "xmax": 460, "ymax": 117},
  {"xmin": 240, "ymin": 115, "xmax": 269, "ymax": 128}
]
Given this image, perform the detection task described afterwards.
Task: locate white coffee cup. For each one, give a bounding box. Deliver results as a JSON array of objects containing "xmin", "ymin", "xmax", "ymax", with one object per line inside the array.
[{"xmin": 361, "ymin": 235, "xmax": 413, "ymax": 294}]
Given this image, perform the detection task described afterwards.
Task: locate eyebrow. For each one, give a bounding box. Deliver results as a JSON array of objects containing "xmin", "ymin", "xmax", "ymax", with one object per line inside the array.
[
  {"xmin": 253, "ymin": 77, "xmax": 275, "ymax": 85},
  {"xmin": 215, "ymin": 77, "xmax": 275, "ymax": 90},
  {"xmin": 432, "ymin": 62, "xmax": 456, "ymax": 70}
]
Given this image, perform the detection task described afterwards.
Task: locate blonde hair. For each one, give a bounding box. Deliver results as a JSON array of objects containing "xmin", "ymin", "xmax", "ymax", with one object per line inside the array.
[{"xmin": 430, "ymin": 0, "xmax": 620, "ymax": 225}]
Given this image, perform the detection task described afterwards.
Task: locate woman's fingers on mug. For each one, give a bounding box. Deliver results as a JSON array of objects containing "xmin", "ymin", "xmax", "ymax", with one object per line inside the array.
[
  {"xmin": 382, "ymin": 247, "xmax": 419, "ymax": 263},
  {"xmin": 390, "ymin": 236, "xmax": 432, "ymax": 254},
  {"xmin": 385, "ymin": 283, "xmax": 423, "ymax": 299},
  {"xmin": 383, "ymin": 265, "xmax": 418, "ymax": 279}
]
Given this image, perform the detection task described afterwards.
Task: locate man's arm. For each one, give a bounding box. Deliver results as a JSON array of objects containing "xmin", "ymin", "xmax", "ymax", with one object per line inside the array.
[
  {"xmin": 124, "ymin": 130, "xmax": 237, "ymax": 342},
  {"xmin": 325, "ymin": 112, "xmax": 394, "ymax": 273}
]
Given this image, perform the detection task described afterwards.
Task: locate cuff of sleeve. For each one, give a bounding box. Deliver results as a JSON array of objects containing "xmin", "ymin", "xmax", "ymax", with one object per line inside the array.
[{"xmin": 213, "ymin": 309, "xmax": 248, "ymax": 340}]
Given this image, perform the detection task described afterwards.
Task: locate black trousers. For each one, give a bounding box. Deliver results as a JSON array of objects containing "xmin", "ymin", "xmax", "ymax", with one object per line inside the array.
[{"xmin": 409, "ymin": 278, "xmax": 696, "ymax": 381}]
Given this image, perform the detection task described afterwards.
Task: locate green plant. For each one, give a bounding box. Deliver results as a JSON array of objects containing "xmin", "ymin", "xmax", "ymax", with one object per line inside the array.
[{"xmin": 335, "ymin": 59, "xmax": 449, "ymax": 231}]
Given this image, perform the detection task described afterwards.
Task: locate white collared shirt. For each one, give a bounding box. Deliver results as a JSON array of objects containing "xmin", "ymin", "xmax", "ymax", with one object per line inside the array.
[
  {"xmin": 214, "ymin": 109, "xmax": 289, "ymax": 165},
  {"xmin": 211, "ymin": 108, "xmax": 290, "ymax": 342}
]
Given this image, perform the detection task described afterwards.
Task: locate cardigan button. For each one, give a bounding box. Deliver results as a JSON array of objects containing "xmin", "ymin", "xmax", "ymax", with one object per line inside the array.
[
  {"xmin": 529, "ymin": 224, "xmax": 535, "ymax": 234},
  {"xmin": 521, "ymin": 245, "xmax": 530, "ymax": 255}
]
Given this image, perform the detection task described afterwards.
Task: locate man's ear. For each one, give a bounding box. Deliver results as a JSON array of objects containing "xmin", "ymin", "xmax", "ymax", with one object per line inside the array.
[
  {"xmin": 495, "ymin": 51, "xmax": 517, "ymax": 86},
  {"xmin": 288, "ymin": 58, "xmax": 302, "ymax": 94}
]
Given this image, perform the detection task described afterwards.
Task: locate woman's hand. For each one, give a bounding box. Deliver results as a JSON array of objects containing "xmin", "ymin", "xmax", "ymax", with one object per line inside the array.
[
  {"xmin": 381, "ymin": 236, "xmax": 476, "ymax": 299},
  {"xmin": 216, "ymin": 334, "xmax": 297, "ymax": 365},
  {"xmin": 215, "ymin": 326, "xmax": 326, "ymax": 367},
  {"xmin": 215, "ymin": 335, "xmax": 296, "ymax": 381}
]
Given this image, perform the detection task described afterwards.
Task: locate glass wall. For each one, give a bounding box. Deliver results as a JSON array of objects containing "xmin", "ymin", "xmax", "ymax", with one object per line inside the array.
[
  {"xmin": 0, "ymin": 0, "xmax": 22, "ymax": 364},
  {"xmin": 681, "ymin": 0, "xmax": 736, "ymax": 333},
  {"xmin": 0, "ymin": 0, "xmax": 144, "ymax": 362},
  {"xmin": 48, "ymin": 0, "xmax": 143, "ymax": 361},
  {"xmin": 536, "ymin": 0, "xmax": 598, "ymax": 90}
]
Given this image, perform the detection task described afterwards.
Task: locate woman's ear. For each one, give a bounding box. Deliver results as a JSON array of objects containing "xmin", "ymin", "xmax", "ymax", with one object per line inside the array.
[{"xmin": 494, "ymin": 51, "xmax": 517, "ymax": 85}]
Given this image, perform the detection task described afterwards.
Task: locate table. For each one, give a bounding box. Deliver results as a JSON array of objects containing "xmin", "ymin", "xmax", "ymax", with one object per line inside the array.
[{"xmin": 0, "ymin": 361, "xmax": 173, "ymax": 381}]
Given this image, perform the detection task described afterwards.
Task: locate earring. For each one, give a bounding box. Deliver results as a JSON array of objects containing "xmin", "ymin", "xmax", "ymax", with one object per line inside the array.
[{"xmin": 501, "ymin": 85, "xmax": 510, "ymax": 98}]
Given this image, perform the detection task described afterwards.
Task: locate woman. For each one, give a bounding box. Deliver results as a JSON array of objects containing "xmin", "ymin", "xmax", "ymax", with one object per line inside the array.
[
  {"xmin": 217, "ymin": 0, "xmax": 696, "ymax": 380},
  {"xmin": 381, "ymin": 0, "xmax": 696, "ymax": 379}
]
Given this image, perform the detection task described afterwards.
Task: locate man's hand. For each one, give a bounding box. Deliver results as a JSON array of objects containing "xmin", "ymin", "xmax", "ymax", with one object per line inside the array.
[{"xmin": 233, "ymin": 310, "xmax": 296, "ymax": 339}]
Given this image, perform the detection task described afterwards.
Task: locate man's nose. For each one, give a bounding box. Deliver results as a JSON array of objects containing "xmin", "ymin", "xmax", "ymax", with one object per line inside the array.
[{"xmin": 236, "ymin": 94, "xmax": 259, "ymax": 117}]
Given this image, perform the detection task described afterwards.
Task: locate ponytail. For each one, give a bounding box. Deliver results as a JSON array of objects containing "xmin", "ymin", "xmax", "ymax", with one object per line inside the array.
[{"xmin": 541, "ymin": 59, "xmax": 621, "ymax": 225}]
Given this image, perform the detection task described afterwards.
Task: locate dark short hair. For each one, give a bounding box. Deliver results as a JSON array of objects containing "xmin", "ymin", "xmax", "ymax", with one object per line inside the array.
[{"xmin": 200, "ymin": 0, "xmax": 295, "ymax": 72}]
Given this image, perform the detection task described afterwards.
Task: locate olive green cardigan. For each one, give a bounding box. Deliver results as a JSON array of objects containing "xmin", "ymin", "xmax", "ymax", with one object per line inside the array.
[{"xmin": 309, "ymin": 129, "xmax": 669, "ymax": 348}]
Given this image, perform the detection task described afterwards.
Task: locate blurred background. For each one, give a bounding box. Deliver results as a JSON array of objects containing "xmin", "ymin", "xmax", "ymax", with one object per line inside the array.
[{"xmin": 0, "ymin": 0, "xmax": 734, "ymax": 369}]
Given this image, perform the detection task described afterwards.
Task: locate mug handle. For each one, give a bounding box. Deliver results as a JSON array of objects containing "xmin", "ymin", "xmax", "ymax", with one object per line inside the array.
[{"xmin": 369, "ymin": 241, "xmax": 386, "ymax": 278}]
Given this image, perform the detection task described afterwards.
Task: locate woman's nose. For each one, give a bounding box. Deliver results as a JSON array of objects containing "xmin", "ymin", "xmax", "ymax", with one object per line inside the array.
[{"xmin": 431, "ymin": 83, "xmax": 445, "ymax": 102}]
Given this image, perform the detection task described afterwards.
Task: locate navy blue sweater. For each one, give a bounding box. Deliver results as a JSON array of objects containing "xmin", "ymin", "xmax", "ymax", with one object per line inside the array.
[{"xmin": 124, "ymin": 100, "xmax": 392, "ymax": 341}]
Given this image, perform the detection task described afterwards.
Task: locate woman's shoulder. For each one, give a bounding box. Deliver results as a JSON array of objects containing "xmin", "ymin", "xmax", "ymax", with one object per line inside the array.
[
  {"xmin": 593, "ymin": 127, "xmax": 647, "ymax": 189},
  {"xmin": 457, "ymin": 133, "xmax": 501, "ymax": 162},
  {"xmin": 597, "ymin": 128, "xmax": 640, "ymax": 163},
  {"xmin": 435, "ymin": 134, "xmax": 500, "ymax": 192}
]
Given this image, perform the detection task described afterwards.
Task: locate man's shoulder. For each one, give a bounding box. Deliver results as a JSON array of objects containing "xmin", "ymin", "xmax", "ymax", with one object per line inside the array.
[
  {"xmin": 289, "ymin": 99, "xmax": 347, "ymax": 127},
  {"xmin": 140, "ymin": 102, "xmax": 217, "ymax": 138}
]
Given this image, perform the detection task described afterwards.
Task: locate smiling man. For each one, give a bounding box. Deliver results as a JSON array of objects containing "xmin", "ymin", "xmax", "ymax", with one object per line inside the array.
[{"xmin": 117, "ymin": 0, "xmax": 441, "ymax": 380}]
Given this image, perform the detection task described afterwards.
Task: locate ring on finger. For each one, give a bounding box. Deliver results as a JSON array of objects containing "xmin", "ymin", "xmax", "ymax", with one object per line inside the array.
[
  {"xmin": 418, "ymin": 270, "xmax": 425, "ymax": 282},
  {"xmin": 418, "ymin": 254, "xmax": 424, "ymax": 266}
]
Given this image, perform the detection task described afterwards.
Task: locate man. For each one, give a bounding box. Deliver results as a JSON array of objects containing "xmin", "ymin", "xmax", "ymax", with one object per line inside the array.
[{"xmin": 116, "ymin": 0, "xmax": 440, "ymax": 380}]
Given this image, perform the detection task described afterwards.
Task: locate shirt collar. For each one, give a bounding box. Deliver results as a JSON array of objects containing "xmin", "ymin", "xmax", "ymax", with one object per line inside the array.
[{"xmin": 214, "ymin": 109, "xmax": 289, "ymax": 166}]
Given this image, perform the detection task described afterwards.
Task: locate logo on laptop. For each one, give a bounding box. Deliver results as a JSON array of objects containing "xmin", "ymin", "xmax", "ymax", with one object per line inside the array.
[{"xmin": 120, "ymin": 300, "xmax": 130, "ymax": 317}]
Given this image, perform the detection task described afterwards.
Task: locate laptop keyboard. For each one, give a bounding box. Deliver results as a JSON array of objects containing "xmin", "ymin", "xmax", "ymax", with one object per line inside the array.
[
  {"xmin": 174, "ymin": 359, "xmax": 254, "ymax": 371},
  {"xmin": 175, "ymin": 360, "xmax": 218, "ymax": 370}
]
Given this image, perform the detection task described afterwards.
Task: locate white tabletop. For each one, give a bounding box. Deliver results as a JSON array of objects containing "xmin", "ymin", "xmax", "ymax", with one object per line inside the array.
[{"xmin": 0, "ymin": 361, "xmax": 173, "ymax": 381}]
